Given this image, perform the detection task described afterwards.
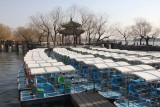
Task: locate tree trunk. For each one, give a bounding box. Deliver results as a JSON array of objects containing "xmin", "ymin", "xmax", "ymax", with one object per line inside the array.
[
  {"xmin": 153, "ymin": 38, "xmax": 155, "ymax": 46},
  {"xmin": 38, "ymin": 35, "xmax": 42, "ymax": 44},
  {"xmin": 85, "ymin": 36, "xmax": 88, "ymax": 44},
  {"xmin": 96, "ymin": 36, "xmax": 101, "ymax": 44},
  {"xmin": 140, "ymin": 37, "xmax": 142, "ymax": 45},
  {"xmin": 54, "ymin": 35, "xmax": 57, "ymax": 47},
  {"xmin": 75, "ymin": 35, "xmax": 77, "ymax": 45},
  {"xmin": 89, "ymin": 37, "xmax": 91, "ymax": 45},
  {"xmin": 145, "ymin": 38, "xmax": 150, "ymax": 46},
  {"xmin": 124, "ymin": 38, "xmax": 127, "ymax": 45},
  {"xmin": 47, "ymin": 35, "xmax": 49, "ymax": 48},
  {"xmin": 50, "ymin": 35, "xmax": 54, "ymax": 45}
]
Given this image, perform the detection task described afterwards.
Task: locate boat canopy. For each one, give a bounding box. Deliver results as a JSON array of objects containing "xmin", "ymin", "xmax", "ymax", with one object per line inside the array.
[
  {"xmin": 51, "ymin": 62, "xmax": 64, "ymax": 66},
  {"xmin": 35, "ymin": 60, "xmax": 47, "ymax": 63},
  {"xmin": 31, "ymin": 68, "xmax": 46, "ymax": 75},
  {"xmin": 24, "ymin": 58, "xmax": 43, "ymax": 61},
  {"xmin": 133, "ymin": 72, "xmax": 160, "ymax": 82},
  {"xmin": 83, "ymin": 55, "xmax": 94, "ymax": 58},
  {"xmin": 82, "ymin": 60, "xmax": 95, "ymax": 65},
  {"xmin": 44, "ymin": 67, "xmax": 61, "ymax": 73},
  {"xmin": 93, "ymin": 63, "xmax": 109, "ymax": 69},
  {"xmin": 138, "ymin": 59, "xmax": 160, "ymax": 64},
  {"xmin": 126, "ymin": 65, "xmax": 155, "ymax": 71},
  {"xmin": 114, "ymin": 66, "xmax": 135, "ymax": 74},
  {"xmin": 39, "ymin": 63, "xmax": 52, "ymax": 67},
  {"xmin": 30, "ymin": 65, "xmax": 75, "ymax": 75},
  {"xmin": 25, "ymin": 61, "xmax": 36, "ymax": 64},
  {"xmin": 46, "ymin": 59, "xmax": 57, "ymax": 63},
  {"xmin": 114, "ymin": 65, "xmax": 154, "ymax": 73},
  {"xmin": 105, "ymin": 62, "xmax": 120, "ymax": 67},
  {"xmin": 125, "ymin": 66, "xmax": 144, "ymax": 71},
  {"xmin": 27, "ymin": 63, "xmax": 40, "ymax": 68},
  {"xmin": 93, "ymin": 60, "xmax": 104, "ymax": 63},
  {"xmin": 137, "ymin": 65, "xmax": 155, "ymax": 70},
  {"xmin": 103, "ymin": 59, "xmax": 115, "ymax": 63},
  {"xmin": 144, "ymin": 70, "xmax": 160, "ymax": 78},
  {"xmin": 58, "ymin": 65, "xmax": 75, "ymax": 72},
  {"xmin": 115, "ymin": 62, "xmax": 130, "ymax": 66},
  {"xmin": 93, "ymin": 61, "xmax": 130, "ymax": 69}
]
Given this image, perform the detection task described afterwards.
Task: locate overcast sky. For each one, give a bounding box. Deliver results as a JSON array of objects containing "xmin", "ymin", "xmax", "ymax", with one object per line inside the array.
[{"xmin": 1, "ymin": 0, "xmax": 160, "ymax": 28}]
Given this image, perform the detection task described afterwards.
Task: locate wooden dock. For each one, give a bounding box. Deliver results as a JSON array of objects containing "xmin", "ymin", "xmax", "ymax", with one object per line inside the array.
[{"xmin": 70, "ymin": 91, "xmax": 116, "ymax": 107}]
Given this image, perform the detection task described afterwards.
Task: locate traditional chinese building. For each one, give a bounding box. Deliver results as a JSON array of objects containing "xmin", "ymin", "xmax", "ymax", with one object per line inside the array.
[{"xmin": 58, "ymin": 18, "xmax": 85, "ymax": 46}]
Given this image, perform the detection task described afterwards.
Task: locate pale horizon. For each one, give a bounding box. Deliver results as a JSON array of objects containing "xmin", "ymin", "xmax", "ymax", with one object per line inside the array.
[{"xmin": 1, "ymin": 0, "xmax": 160, "ymax": 28}]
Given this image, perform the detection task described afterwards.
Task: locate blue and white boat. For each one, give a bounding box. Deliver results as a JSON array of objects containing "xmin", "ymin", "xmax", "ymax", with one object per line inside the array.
[
  {"xmin": 20, "ymin": 65, "xmax": 85, "ymax": 103},
  {"xmin": 98, "ymin": 65, "xmax": 155, "ymax": 100},
  {"xmin": 114, "ymin": 70, "xmax": 160, "ymax": 107}
]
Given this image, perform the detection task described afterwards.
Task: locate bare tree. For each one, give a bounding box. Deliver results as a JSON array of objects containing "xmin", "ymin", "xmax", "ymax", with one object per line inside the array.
[
  {"xmin": 79, "ymin": 7, "xmax": 91, "ymax": 28},
  {"xmin": 30, "ymin": 13, "xmax": 52, "ymax": 47},
  {"xmin": 29, "ymin": 25, "xmax": 45, "ymax": 44},
  {"xmin": 131, "ymin": 18, "xmax": 153, "ymax": 46},
  {"xmin": 86, "ymin": 15, "xmax": 97, "ymax": 44},
  {"xmin": 150, "ymin": 28, "xmax": 160, "ymax": 46},
  {"xmin": 67, "ymin": 4, "xmax": 79, "ymax": 20},
  {"xmin": 15, "ymin": 27, "xmax": 35, "ymax": 43},
  {"xmin": 94, "ymin": 15, "xmax": 108, "ymax": 43},
  {"xmin": 50, "ymin": 7, "xmax": 64, "ymax": 46},
  {"xmin": 0, "ymin": 24, "xmax": 12, "ymax": 41},
  {"xmin": 101, "ymin": 26, "xmax": 116, "ymax": 41},
  {"xmin": 117, "ymin": 26, "xmax": 132, "ymax": 45},
  {"xmin": 78, "ymin": 7, "xmax": 96, "ymax": 44}
]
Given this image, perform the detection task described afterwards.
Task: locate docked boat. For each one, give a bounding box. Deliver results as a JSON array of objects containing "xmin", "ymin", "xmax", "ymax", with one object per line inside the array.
[
  {"xmin": 18, "ymin": 48, "xmax": 85, "ymax": 104},
  {"xmin": 114, "ymin": 70, "xmax": 160, "ymax": 107}
]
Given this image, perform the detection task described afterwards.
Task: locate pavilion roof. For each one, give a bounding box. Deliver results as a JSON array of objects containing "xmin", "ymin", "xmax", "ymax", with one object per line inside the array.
[
  {"xmin": 58, "ymin": 28, "xmax": 85, "ymax": 35},
  {"xmin": 61, "ymin": 18, "xmax": 81, "ymax": 28}
]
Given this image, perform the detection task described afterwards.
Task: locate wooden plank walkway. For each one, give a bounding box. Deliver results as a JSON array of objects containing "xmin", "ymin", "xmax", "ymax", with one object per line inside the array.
[{"xmin": 70, "ymin": 91, "xmax": 116, "ymax": 107}]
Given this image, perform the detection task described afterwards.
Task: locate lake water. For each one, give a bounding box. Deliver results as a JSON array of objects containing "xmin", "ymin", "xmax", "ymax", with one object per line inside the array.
[
  {"xmin": 0, "ymin": 52, "xmax": 72, "ymax": 107},
  {"xmin": 0, "ymin": 52, "xmax": 24, "ymax": 107}
]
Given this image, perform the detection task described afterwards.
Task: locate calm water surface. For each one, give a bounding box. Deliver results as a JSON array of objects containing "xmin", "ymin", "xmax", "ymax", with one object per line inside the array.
[
  {"xmin": 0, "ymin": 52, "xmax": 72, "ymax": 107},
  {"xmin": 0, "ymin": 52, "xmax": 24, "ymax": 107}
]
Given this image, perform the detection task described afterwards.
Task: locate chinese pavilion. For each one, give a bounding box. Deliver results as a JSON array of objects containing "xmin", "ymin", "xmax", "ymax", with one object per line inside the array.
[{"xmin": 58, "ymin": 18, "xmax": 85, "ymax": 46}]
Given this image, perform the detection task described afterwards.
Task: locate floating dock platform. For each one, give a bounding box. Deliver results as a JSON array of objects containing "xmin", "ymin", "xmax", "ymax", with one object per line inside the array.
[{"xmin": 70, "ymin": 91, "xmax": 116, "ymax": 107}]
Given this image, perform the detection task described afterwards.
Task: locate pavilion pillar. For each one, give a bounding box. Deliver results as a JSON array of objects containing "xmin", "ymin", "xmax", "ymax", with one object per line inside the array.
[
  {"xmin": 75, "ymin": 35, "xmax": 77, "ymax": 45},
  {"xmin": 62, "ymin": 35, "xmax": 64, "ymax": 45},
  {"xmin": 73, "ymin": 35, "xmax": 76, "ymax": 46},
  {"xmin": 59, "ymin": 35, "xmax": 61, "ymax": 45},
  {"xmin": 65, "ymin": 36, "xmax": 67, "ymax": 44},
  {"xmin": 79, "ymin": 35, "xmax": 81, "ymax": 44}
]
